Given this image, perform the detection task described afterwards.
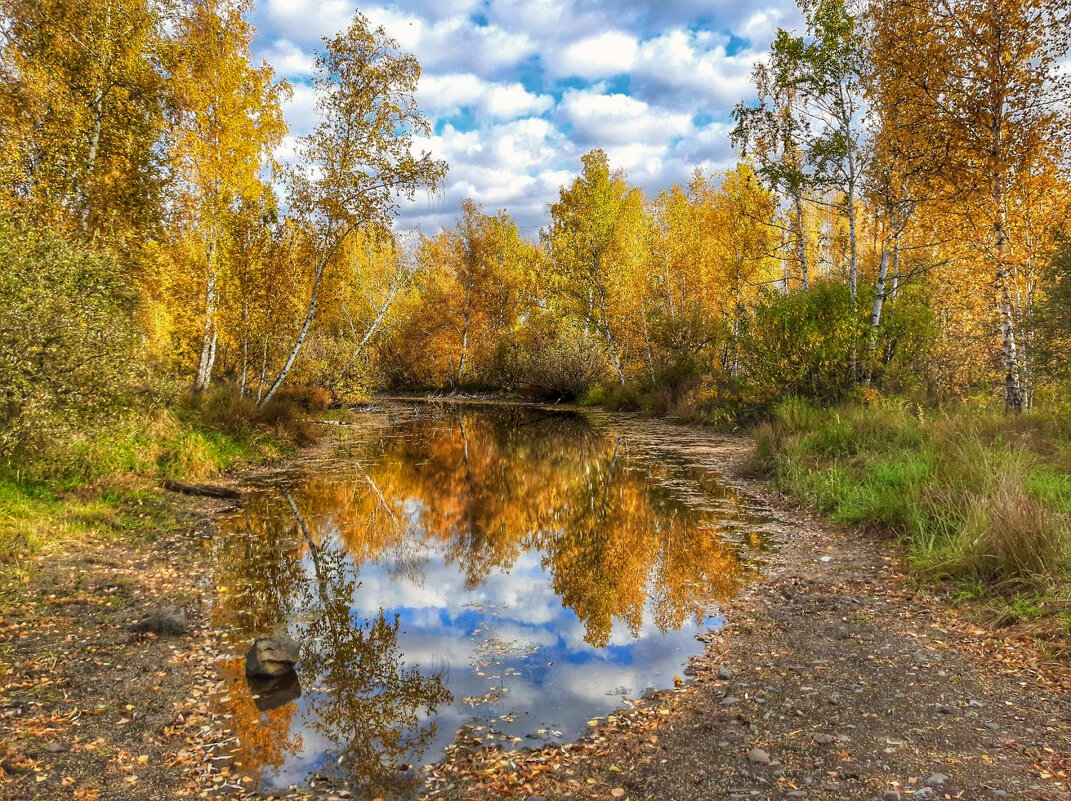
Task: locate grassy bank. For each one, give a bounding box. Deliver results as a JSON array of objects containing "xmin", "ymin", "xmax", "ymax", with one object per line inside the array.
[
  {"xmin": 751, "ymin": 397, "xmax": 1071, "ymax": 632},
  {"xmin": 0, "ymin": 389, "xmax": 323, "ymax": 567}
]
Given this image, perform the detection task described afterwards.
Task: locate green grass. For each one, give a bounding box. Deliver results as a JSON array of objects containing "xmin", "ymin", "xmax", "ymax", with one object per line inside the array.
[
  {"xmin": 757, "ymin": 396, "xmax": 1071, "ymax": 616},
  {"xmin": 0, "ymin": 389, "xmax": 316, "ymax": 565}
]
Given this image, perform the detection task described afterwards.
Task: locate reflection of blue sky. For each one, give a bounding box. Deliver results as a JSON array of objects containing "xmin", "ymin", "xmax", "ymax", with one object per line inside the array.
[
  {"xmin": 235, "ymin": 407, "xmax": 779, "ymax": 792},
  {"xmin": 262, "ymin": 537, "xmax": 723, "ymax": 790}
]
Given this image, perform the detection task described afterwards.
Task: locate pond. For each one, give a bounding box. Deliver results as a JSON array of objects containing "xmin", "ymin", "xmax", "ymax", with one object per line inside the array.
[{"xmin": 205, "ymin": 402, "xmax": 772, "ymax": 797}]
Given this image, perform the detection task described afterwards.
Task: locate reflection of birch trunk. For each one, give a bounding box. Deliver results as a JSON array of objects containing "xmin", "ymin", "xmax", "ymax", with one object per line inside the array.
[
  {"xmin": 354, "ymin": 458, "xmax": 426, "ymax": 584},
  {"xmin": 599, "ymin": 436, "xmax": 623, "ymax": 519},
  {"xmin": 353, "ymin": 458, "xmax": 402, "ymax": 531},
  {"xmin": 284, "ymin": 490, "xmax": 328, "ymax": 606}
]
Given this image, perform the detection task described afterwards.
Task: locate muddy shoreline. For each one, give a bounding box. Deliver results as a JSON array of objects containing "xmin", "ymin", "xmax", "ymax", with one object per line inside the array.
[{"xmin": 2, "ymin": 406, "xmax": 1069, "ymax": 800}]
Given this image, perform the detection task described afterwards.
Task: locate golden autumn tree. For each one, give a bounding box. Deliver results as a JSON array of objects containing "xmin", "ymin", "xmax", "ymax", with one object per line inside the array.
[
  {"xmin": 544, "ymin": 149, "xmax": 649, "ymax": 385},
  {"xmin": 166, "ymin": 0, "xmax": 289, "ymax": 391},
  {"xmin": 411, "ymin": 200, "xmax": 538, "ymax": 386},
  {"xmin": 260, "ymin": 11, "xmax": 447, "ymax": 405},
  {"xmin": 0, "ymin": 0, "xmax": 165, "ymax": 237},
  {"xmin": 702, "ymin": 164, "xmax": 783, "ymax": 375},
  {"xmin": 868, "ymin": 0, "xmax": 1071, "ymax": 410}
]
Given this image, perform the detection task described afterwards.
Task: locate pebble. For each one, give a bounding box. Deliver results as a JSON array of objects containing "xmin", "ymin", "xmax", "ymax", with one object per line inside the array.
[
  {"xmin": 813, "ymin": 733, "xmax": 834, "ymax": 745},
  {"xmin": 884, "ymin": 792, "xmax": 901, "ymax": 801},
  {"xmin": 747, "ymin": 748, "xmax": 771, "ymax": 765},
  {"xmin": 937, "ymin": 704, "xmax": 953, "ymax": 715},
  {"xmin": 992, "ymin": 792, "xmax": 1007, "ymax": 798},
  {"xmin": 717, "ymin": 741, "xmax": 731, "ymax": 749},
  {"xmin": 913, "ymin": 788, "xmax": 935, "ymax": 799},
  {"xmin": 786, "ymin": 792, "xmax": 807, "ymax": 798},
  {"xmin": 721, "ymin": 696, "xmax": 740, "ymax": 706},
  {"xmin": 719, "ymin": 666, "xmax": 734, "ymax": 680},
  {"xmin": 985, "ymin": 722, "xmax": 1001, "ymax": 731},
  {"xmin": 968, "ymin": 700, "xmax": 984, "ymax": 708},
  {"xmin": 926, "ymin": 773, "xmax": 947, "ymax": 786}
]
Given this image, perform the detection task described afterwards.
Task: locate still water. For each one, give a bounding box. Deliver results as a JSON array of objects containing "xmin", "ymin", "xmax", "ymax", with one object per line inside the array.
[{"xmin": 206, "ymin": 402, "xmax": 771, "ymax": 796}]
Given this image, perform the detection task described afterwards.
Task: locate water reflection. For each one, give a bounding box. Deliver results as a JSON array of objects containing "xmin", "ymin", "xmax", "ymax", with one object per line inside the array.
[{"xmin": 208, "ymin": 404, "xmax": 766, "ymax": 796}]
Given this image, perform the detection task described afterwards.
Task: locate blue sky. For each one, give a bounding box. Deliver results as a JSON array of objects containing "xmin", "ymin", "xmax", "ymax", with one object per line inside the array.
[{"xmin": 249, "ymin": 0, "xmax": 803, "ymax": 236}]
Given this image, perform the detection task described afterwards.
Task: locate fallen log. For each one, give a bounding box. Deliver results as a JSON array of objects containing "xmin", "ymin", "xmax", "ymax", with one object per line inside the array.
[{"xmin": 162, "ymin": 480, "xmax": 243, "ymax": 500}]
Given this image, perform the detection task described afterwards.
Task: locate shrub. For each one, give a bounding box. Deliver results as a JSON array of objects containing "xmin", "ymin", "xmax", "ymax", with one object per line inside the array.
[
  {"xmin": 496, "ymin": 316, "xmax": 608, "ymax": 401},
  {"xmin": 0, "ymin": 218, "xmax": 144, "ymax": 458}
]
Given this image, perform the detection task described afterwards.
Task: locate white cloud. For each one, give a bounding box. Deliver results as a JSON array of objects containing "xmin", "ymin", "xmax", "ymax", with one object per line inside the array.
[
  {"xmin": 418, "ymin": 74, "xmax": 554, "ymax": 120},
  {"xmin": 558, "ymin": 88, "xmax": 693, "ymax": 146},
  {"xmin": 547, "ymin": 30, "xmax": 639, "ymax": 78},
  {"xmin": 256, "ymin": 38, "xmax": 316, "ymax": 76},
  {"xmin": 249, "ymin": 0, "xmax": 797, "ymax": 235}
]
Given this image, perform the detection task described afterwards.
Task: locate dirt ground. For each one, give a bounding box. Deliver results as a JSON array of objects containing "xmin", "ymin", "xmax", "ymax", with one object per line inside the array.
[{"xmin": 2, "ymin": 418, "xmax": 1069, "ymax": 801}]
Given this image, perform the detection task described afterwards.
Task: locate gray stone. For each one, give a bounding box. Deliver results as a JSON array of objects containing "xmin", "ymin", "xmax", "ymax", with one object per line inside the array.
[
  {"xmin": 968, "ymin": 700, "xmax": 984, "ymax": 708},
  {"xmin": 718, "ymin": 665, "xmax": 734, "ymax": 680},
  {"xmin": 913, "ymin": 788, "xmax": 935, "ymax": 799},
  {"xmin": 883, "ymin": 792, "xmax": 901, "ymax": 801},
  {"xmin": 130, "ymin": 606, "xmax": 187, "ymax": 636},
  {"xmin": 747, "ymin": 748, "xmax": 771, "ymax": 765},
  {"xmin": 717, "ymin": 740, "xmax": 731, "ymax": 749},
  {"xmin": 813, "ymin": 733, "xmax": 834, "ymax": 745},
  {"xmin": 786, "ymin": 792, "xmax": 807, "ymax": 798},
  {"xmin": 683, "ymin": 664, "xmax": 697, "ymax": 677},
  {"xmin": 984, "ymin": 722, "xmax": 1001, "ymax": 731},
  {"xmin": 926, "ymin": 773, "xmax": 947, "ymax": 787},
  {"xmin": 721, "ymin": 696, "xmax": 740, "ymax": 706},
  {"xmin": 245, "ymin": 634, "xmax": 301, "ymax": 677}
]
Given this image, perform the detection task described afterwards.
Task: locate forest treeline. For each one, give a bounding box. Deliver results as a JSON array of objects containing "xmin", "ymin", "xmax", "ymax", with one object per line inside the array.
[{"xmin": 1, "ymin": 0, "xmax": 1070, "ymax": 460}]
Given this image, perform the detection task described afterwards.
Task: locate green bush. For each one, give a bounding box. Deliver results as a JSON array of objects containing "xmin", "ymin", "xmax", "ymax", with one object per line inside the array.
[
  {"xmin": 0, "ymin": 218, "xmax": 144, "ymax": 458},
  {"xmin": 739, "ymin": 281, "xmax": 862, "ymax": 405}
]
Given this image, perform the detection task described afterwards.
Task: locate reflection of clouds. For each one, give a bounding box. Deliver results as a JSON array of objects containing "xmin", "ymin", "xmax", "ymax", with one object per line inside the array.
[
  {"xmin": 336, "ymin": 546, "xmax": 716, "ymax": 751},
  {"xmin": 236, "ymin": 407, "xmax": 756, "ymax": 790}
]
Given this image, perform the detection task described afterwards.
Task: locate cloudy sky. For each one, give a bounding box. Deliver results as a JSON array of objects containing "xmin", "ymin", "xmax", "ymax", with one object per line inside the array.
[{"xmin": 250, "ymin": 0, "xmax": 803, "ymax": 236}]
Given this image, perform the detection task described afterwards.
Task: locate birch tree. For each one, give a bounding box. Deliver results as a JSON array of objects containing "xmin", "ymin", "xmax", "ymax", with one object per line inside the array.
[
  {"xmin": 167, "ymin": 0, "xmax": 288, "ymax": 392},
  {"xmin": 544, "ymin": 149, "xmax": 647, "ymax": 386},
  {"xmin": 259, "ymin": 11, "xmax": 447, "ymax": 405},
  {"xmin": 0, "ymin": 0, "xmax": 164, "ymax": 237},
  {"xmin": 872, "ymin": 0, "xmax": 1071, "ymax": 410}
]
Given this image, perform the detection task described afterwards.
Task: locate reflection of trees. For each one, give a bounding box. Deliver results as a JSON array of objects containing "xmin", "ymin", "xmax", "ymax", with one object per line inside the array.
[
  {"xmin": 217, "ymin": 403, "xmax": 749, "ymax": 654},
  {"xmin": 209, "ymin": 404, "xmax": 753, "ymax": 785},
  {"xmin": 210, "ymin": 497, "xmax": 307, "ymax": 633},
  {"xmin": 286, "ymin": 492, "xmax": 452, "ymax": 793},
  {"xmin": 313, "ymin": 406, "xmax": 745, "ymax": 648},
  {"xmin": 213, "ymin": 656, "xmax": 302, "ymax": 786}
]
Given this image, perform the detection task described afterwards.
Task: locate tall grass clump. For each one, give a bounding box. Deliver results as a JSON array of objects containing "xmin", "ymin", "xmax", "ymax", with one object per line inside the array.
[{"xmin": 763, "ymin": 397, "xmax": 1071, "ymax": 593}]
